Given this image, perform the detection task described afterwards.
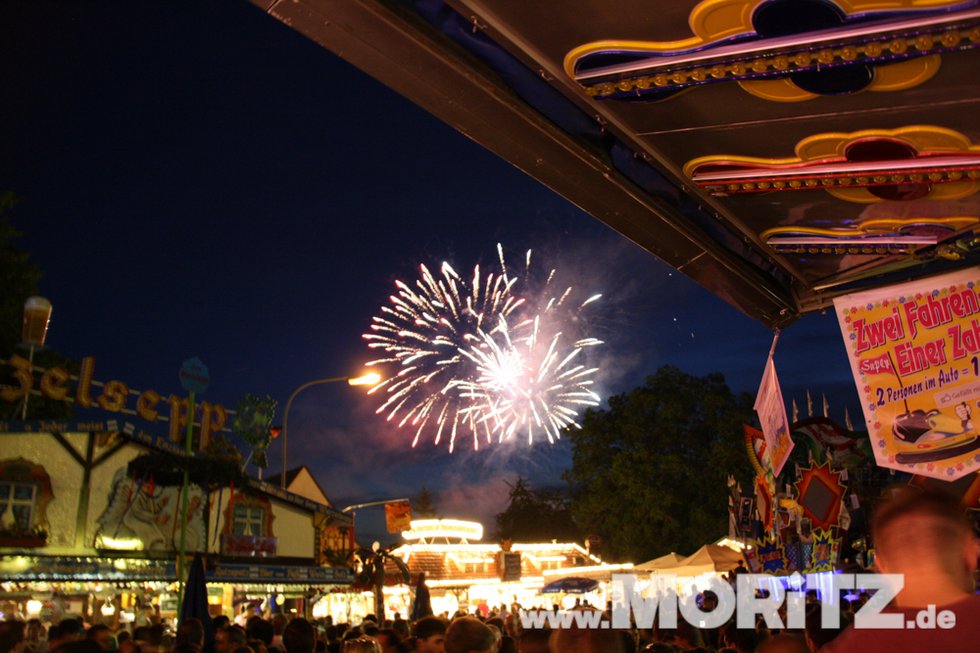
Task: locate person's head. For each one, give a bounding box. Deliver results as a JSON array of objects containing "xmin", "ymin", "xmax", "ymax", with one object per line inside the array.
[
  {"xmin": 639, "ymin": 644, "xmax": 674, "ymax": 653},
  {"xmin": 24, "ymin": 621, "xmax": 44, "ymax": 645},
  {"xmin": 246, "ymin": 618, "xmax": 274, "ymax": 647},
  {"xmin": 872, "ymin": 488, "xmax": 979, "ymax": 592},
  {"xmin": 213, "ymin": 617, "xmax": 231, "ymax": 631},
  {"xmin": 391, "ymin": 618, "xmax": 409, "ymax": 641},
  {"xmin": 340, "ymin": 639, "xmax": 378, "ymax": 653},
  {"xmin": 720, "ymin": 624, "xmax": 757, "ymax": 653},
  {"xmin": 516, "ymin": 628, "xmax": 549, "ymax": 653},
  {"xmin": 373, "ymin": 629, "xmax": 399, "ymax": 653},
  {"xmin": 444, "ymin": 618, "xmax": 494, "ymax": 653},
  {"xmin": 803, "ymin": 604, "xmax": 846, "ymax": 651},
  {"xmin": 177, "ymin": 618, "xmax": 205, "ymax": 649},
  {"xmin": 0, "ymin": 621, "xmax": 26, "ymax": 653},
  {"xmin": 413, "ymin": 617, "xmax": 446, "ymax": 653},
  {"xmin": 144, "ymin": 625, "xmax": 164, "ymax": 648},
  {"xmin": 271, "ymin": 615, "xmax": 287, "ymax": 637},
  {"xmin": 282, "ymin": 619, "xmax": 314, "ymax": 653},
  {"xmin": 699, "ymin": 591, "xmax": 718, "ymax": 612},
  {"xmin": 548, "ymin": 613, "xmax": 627, "ymax": 653},
  {"xmin": 85, "ymin": 626, "xmax": 113, "ymax": 652},
  {"xmin": 56, "ymin": 642, "xmax": 103, "ymax": 653},
  {"xmin": 56, "ymin": 620, "xmax": 85, "ymax": 646},
  {"xmin": 755, "ymin": 633, "xmax": 808, "ymax": 653},
  {"xmin": 216, "ymin": 627, "xmax": 247, "ymax": 653}
]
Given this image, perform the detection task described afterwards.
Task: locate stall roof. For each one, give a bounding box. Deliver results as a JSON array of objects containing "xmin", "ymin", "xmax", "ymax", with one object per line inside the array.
[{"xmin": 251, "ymin": 0, "xmax": 980, "ymax": 327}]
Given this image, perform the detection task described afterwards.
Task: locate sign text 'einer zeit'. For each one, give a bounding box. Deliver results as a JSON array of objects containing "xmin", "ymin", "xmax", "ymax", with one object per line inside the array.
[{"xmin": 1, "ymin": 355, "xmax": 228, "ymax": 448}]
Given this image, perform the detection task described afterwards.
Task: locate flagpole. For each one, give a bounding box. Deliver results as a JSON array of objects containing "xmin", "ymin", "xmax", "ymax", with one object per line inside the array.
[{"xmin": 767, "ymin": 329, "xmax": 781, "ymax": 359}]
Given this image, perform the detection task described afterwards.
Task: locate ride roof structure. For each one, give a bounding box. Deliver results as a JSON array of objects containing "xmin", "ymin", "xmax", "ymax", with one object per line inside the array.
[{"xmin": 251, "ymin": 0, "xmax": 980, "ymax": 327}]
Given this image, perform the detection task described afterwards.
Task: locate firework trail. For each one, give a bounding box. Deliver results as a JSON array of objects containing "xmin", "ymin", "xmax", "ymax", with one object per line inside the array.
[{"xmin": 364, "ymin": 245, "xmax": 602, "ymax": 452}]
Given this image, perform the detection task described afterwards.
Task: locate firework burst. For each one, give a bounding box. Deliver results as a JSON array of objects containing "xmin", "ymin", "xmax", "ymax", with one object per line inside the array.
[{"xmin": 364, "ymin": 245, "xmax": 602, "ymax": 452}]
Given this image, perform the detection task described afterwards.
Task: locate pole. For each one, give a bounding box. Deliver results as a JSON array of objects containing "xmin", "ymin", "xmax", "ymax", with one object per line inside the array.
[
  {"xmin": 341, "ymin": 498, "xmax": 410, "ymax": 513},
  {"xmin": 176, "ymin": 390, "xmax": 196, "ymax": 622},
  {"xmin": 280, "ymin": 377, "xmax": 348, "ymax": 487},
  {"xmin": 20, "ymin": 343, "xmax": 34, "ymax": 420}
]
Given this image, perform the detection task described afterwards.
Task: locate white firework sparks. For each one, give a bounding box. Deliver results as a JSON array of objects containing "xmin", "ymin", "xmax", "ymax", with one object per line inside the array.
[{"xmin": 364, "ymin": 245, "xmax": 602, "ymax": 452}]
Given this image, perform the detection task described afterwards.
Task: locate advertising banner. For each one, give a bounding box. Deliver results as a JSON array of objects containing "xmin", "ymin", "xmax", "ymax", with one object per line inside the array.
[
  {"xmin": 833, "ymin": 267, "xmax": 980, "ymax": 479},
  {"xmin": 385, "ymin": 500, "xmax": 413, "ymax": 533},
  {"xmin": 754, "ymin": 357, "xmax": 794, "ymax": 477}
]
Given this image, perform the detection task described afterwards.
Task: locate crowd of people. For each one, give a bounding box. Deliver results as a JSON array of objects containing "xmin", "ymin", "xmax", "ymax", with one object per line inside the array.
[{"xmin": 1, "ymin": 488, "xmax": 976, "ymax": 653}]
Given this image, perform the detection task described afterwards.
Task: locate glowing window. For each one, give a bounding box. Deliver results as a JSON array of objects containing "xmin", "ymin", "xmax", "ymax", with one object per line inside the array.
[{"xmin": 0, "ymin": 482, "xmax": 37, "ymax": 532}]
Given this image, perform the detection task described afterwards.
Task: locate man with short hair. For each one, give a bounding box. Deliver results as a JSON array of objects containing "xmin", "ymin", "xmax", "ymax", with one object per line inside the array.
[
  {"xmin": 548, "ymin": 623, "xmax": 627, "ymax": 653},
  {"xmin": 282, "ymin": 618, "xmax": 315, "ymax": 653},
  {"xmin": 757, "ymin": 633, "xmax": 809, "ymax": 653},
  {"xmin": 413, "ymin": 616, "xmax": 446, "ymax": 653},
  {"xmin": 214, "ymin": 626, "xmax": 246, "ymax": 653},
  {"xmin": 0, "ymin": 621, "xmax": 26, "ymax": 653},
  {"xmin": 822, "ymin": 488, "xmax": 980, "ymax": 651},
  {"xmin": 444, "ymin": 618, "xmax": 494, "ymax": 653},
  {"xmin": 55, "ymin": 620, "xmax": 85, "ymax": 651},
  {"xmin": 516, "ymin": 628, "xmax": 549, "ymax": 653},
  {"xmin": 85, "ymin": 626, "xmax": 113, "ymax": 652},
  {"xmin": 176, "ymin": 618, "xmax": 205, "ymax": 652}
]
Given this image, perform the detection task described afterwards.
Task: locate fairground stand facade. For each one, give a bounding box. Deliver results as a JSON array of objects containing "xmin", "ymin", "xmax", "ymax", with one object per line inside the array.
[
  {"xmin": 378, "ymin": 519, "xmax": 618, "ymax": 617},
  {"xmin": 0, "ymin": 355, "xmax": 354, "ymax": 624}
]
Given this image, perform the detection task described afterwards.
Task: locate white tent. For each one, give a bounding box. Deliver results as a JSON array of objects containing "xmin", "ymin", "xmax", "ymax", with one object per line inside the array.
[
  {"xmin": 657, "ymin": 544, "xmax": 745, "ymax": 577},
  {"xmin": 635, "ymin": 552, "xmax": 685, "ymax": 572}
]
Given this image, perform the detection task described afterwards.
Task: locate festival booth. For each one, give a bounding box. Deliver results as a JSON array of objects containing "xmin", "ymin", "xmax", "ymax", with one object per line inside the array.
[
  {"xmin": 539, "ymin": 561, "xmax": 636, "ymax": 609},
  {"xmin": 0, "ymin": 352, "xmax": 355, "ymax": 623},
  {"xmin": 341, "ymin": 518, "xmax": 607, "ymax": 620}
]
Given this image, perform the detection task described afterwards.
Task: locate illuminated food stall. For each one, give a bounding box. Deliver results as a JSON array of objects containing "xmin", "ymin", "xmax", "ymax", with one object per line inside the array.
[{"xmin": 361, "ymin": 518, "xmax": 616, "ymax": 618}]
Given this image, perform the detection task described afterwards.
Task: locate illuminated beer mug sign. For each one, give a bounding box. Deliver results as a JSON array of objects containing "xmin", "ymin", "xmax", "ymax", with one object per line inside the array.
[{"xmin": 22, "ymin": 296, "xmax": 52, "ymax": 346}]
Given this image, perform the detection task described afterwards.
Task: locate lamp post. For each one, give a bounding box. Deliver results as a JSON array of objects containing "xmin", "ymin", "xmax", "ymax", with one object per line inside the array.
[{"xmin": 280, "ymin": 371, "xmax": 380, "ymax": 487}]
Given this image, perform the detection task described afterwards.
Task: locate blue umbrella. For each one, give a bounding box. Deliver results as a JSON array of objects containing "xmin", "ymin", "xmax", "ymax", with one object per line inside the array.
[
  {"xmin": 540, "ymin": 577, "xmax": 599, "ymax": 594},
  {"xmin": 180, "ymin": 553, "xmax": 215, "ymax": 650}
]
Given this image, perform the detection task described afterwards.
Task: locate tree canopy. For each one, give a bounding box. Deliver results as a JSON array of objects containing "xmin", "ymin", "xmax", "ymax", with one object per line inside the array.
[
  {"xmin": 564, "ymin": 365, "xmax": 753, "ymax": 562},
  {"xmin": 0, "ymin": 193, "xmax": 40, "ymax": 357},
  {"xmin": 413, "ymin": 486, "xmax": 439, "ymax": 518},
  {"xmin": 495, "ymin": 477, "xmax": 580, "ymax": 543}
]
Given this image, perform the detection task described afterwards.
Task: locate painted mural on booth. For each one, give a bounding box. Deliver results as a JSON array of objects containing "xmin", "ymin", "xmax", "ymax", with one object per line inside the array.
[{"xmin": 94, "ymin": 467, "xmax": 206, "ymax": 552}]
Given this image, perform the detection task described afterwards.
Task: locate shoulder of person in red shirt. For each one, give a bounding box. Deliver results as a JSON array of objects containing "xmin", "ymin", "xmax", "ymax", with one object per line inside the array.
[{"xmin": 819, "ymin": 594, "xmax": 980, "ymax": 653}]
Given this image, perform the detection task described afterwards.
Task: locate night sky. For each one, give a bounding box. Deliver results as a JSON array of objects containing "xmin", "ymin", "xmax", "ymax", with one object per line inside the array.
[{"xmin": 2, "ymin": 1, "xmax": 860, "ymax": 543}]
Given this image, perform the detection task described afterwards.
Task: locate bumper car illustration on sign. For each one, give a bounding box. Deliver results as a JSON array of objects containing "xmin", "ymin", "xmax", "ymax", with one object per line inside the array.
[
  {"xmin": 565, "ymin": 0, "xmax": 978, "ymax": 102},
  {"xmin": 890, "ymin": 404, "xmax": 980, "ymax": 464},
  {"xmin": 685, "ymin": 126, "xmax": 980, "ymax": 201}
]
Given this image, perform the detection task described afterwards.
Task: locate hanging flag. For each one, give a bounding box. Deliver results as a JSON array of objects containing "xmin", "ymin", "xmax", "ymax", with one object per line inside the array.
[
  {"xmin": 754, "ymin": 350, "xmax": 794, "ymax": 477},
  {"xmin": 844, "ymin": 407, "xmax": 853, "ymax": 431},
  {"xmin": 792, "ymin": 399, "xmax": 799, "ymax": 424},
  {"xmin": 385, "ymin": 500, "xmax": 413, "ymax": 534},
  {"xmin": 806, "ymin": 390, "xmax": 813, "ymax": 417},
  {"xmin": 793, "ymin": 418, "xmax": 863, "ymax": 463},
  {"xmin": 822, "ymin": 394, "xmax": 829, "ymax": 418}
]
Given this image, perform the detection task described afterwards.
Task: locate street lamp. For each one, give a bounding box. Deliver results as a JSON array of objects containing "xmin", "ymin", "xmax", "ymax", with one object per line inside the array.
[{"xmin": 279, "ymin": 371, "xmax": 381, "ymax": 487}]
